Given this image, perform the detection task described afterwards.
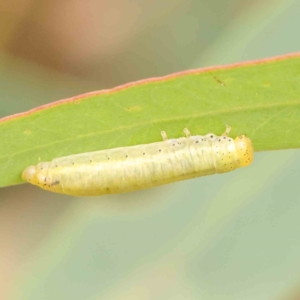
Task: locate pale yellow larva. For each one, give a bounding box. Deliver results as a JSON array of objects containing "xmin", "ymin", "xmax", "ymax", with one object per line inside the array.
[{"xmin": 22, "ymin": 126, "xmax": 253, "ymax": 196}]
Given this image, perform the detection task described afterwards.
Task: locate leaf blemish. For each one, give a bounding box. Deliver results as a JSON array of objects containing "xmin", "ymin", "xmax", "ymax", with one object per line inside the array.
[
  {"xmin": 126, "ymin": 106, "xmax": 142, "ymax": 112},
  {"xmin": 24, "ymin": 130, "xmax": 32, "ymax": 135},
  {"xmin": 213, "ymin": 76, "xmax": 225, "ymax": 86}
]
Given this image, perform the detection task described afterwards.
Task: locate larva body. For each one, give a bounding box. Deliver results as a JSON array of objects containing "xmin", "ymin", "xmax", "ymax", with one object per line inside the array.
[{"xmin": 22, "ymin": 127, "xmax": 253, "ymax": 196}]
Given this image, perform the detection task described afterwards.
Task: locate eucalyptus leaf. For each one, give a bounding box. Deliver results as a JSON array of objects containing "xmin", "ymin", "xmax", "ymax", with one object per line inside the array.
[{"xmin": 1, "ymin": 53, "xmax": 299, "ymax": 187}]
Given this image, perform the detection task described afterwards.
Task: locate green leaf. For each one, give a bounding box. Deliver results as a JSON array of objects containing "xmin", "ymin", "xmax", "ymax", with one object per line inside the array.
[{"xmin": 1, "ymin": 53, "xmax": 300, "ymax": 188}]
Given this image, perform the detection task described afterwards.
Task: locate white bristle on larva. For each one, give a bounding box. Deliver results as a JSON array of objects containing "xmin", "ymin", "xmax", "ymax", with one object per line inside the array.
[{"xmin": 22, "ymin": 126, "xmax": 253, "ymax": 196}]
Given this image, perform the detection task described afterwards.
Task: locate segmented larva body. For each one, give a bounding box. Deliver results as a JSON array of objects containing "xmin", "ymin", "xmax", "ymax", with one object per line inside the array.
[{"xmin": 22, "ymin": 126, "xmax": 253, "ymax": 196}]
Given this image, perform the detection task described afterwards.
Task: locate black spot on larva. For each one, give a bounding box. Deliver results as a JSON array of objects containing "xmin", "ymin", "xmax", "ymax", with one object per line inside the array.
[
  {"xmin": 126, "ymin": 155, "xmax": 128, "ymax": 158},
  {"xmin": 218, "ymin": 139, "xmax": 221, "ymax": 142},
  {"xmin": 159, "ymin": 149, "xmax": 162, "ymax": 152},
  {"xmin": 43, "ymin": 184, "xmax": 47, "ymax": 186},
  {"xmin": 72, "ymin": 162, "xmax": 75, "ymax": 165},
  {"xmin": 229, "ymin": 139, "xmax": 232, "ymax": 142},
  {"xmin": 173, "ymin": 144, "xmax": 175, "ymax": 146},
  {"xmin": 143, "ymin": 152, "xmax": 145, "ymax": 155},
  {"xmin": 195, "ymin": 140, "xmax": 199, "ymax": 143},
  {"xmin": 55, "ymin": 165, "xmax": 58, "ymax": 168},
  {"xmin": 90, "ymin": 160, "xmax": 92, "ymax": 163},
  {"xmin": 44, "ymin": 178, "xmax": 46, "ymax": 182},
  {"xmin": 108, "ymin": 157, "xmax": 110, "ymax": 160},
  {"xmin": 51, "ymin": 180, "xmax": 60, "ymax": 186},
  {"xmin": 223, "ymin": 137, "xmax": 226, "ymax": 139}
]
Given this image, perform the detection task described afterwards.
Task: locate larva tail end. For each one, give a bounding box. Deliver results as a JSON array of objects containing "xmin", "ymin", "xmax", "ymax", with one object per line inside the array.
[
  {"xmin": 234, "ymin": 135, "xmax": 254, "ymax": 167},
  {"xmin": 22, "ymin": 165, "xmax": 38, "ymax": 183}
]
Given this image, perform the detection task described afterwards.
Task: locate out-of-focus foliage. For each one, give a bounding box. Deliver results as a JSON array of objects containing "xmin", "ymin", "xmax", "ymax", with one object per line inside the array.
[{"xmin": 1, "ymin": 1, "xmax": 300, "ymax": 300}]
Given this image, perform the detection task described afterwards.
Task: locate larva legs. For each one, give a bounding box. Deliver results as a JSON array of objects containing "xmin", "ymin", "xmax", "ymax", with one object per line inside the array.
[
  {"xmin": 184, "ymin": 126, "xmax": 231, "ymax": 137},
  {"xmin": 162, "ymin": 126, "xmax": 231, "ymax": 140},
  {"xmin": 222, "ymin": 125, "xmax": 231, "ymax": 136},
  {"xmin": 183, "ymin": 128, "xmax": 191, "ymax": 137},
  {"xmin": 161, "ymin": 131, "xmax": 168, "ymax": 141}
]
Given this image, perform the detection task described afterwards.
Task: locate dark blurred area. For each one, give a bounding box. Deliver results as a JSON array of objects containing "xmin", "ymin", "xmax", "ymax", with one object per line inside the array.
[
  {"xmin": 1, "ymin": 1, "xmax": 300, "ymax": 300},
  {"xmin": 2, "ymin": 0, "xmax": 258, "ymax": 88}
]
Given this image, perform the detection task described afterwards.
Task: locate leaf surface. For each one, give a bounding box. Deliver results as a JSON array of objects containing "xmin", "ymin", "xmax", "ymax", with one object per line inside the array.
[{"xmin": 1, "ymin": 53, "xmax": 300, "ymax": 187}]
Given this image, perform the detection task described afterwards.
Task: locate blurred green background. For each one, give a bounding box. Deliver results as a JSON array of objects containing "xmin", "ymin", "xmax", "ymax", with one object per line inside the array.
[{"xmin": 1, "ymin": 0, "xmax": 300, "ymax": 299}]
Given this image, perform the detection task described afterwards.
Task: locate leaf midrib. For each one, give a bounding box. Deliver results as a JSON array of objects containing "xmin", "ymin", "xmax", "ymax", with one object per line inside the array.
[{"xmin": 1, "ymin": 99, "xmax": 299, "ymax": 160}]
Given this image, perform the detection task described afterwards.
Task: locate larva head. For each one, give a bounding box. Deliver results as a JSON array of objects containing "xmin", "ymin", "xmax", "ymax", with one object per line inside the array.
[
  {"xmin": 234, "ymin": 134, "xmax": 254, "ymax": 167},
  {"xmin": 22, "ymin": 165, "xmax": 38, "ymax": 184}
]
